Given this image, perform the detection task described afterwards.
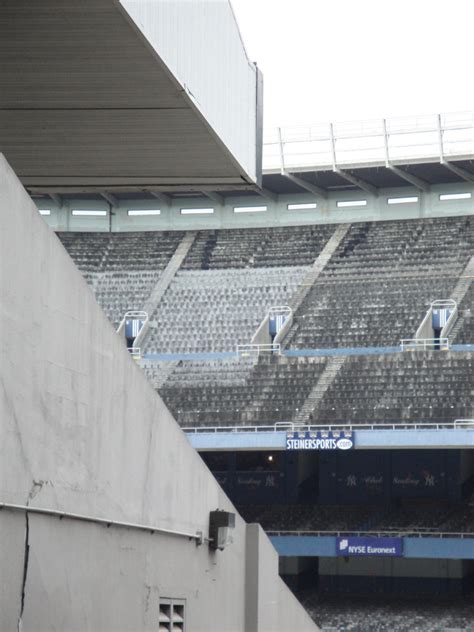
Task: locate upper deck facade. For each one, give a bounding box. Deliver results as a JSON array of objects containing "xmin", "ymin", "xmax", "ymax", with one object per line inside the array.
[{"xmin": 262, "ymin": 111, "xmax": 474, "ymax": 194}]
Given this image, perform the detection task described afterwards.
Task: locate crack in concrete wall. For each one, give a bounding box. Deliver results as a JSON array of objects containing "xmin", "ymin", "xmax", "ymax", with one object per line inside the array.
[
  {"xmin": 17, "ymin": 512, "xmax": 29, "ymax": 632},
  {"xmin": 17, "ymin": 481, "xmax": 46, "ymax": 630}
]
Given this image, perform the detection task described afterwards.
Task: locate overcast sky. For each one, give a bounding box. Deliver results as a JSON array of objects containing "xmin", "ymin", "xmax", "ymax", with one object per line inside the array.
[{"xmin": 231, "ymin": 0, "xmax": 473, "ymax": 131}]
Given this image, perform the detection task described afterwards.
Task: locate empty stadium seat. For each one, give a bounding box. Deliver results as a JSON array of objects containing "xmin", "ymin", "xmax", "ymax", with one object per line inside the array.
[
  {"xmin": 57, "ymin": 231, "xmax": 184, "ymax": 327},
  {"xmin": 159, "ymin": 355, "xmax": 328, "ymax": 427},
  {"xmin": 144, "ymin": 267, "xmax": 309, "ymax": 354},
  {"xmin": 313, "ymin": 351, "xmax": 474, "ymax": 425},
  {"xmin": 285, "ymin": 216, "xmax": 474, "ymax": 349}
]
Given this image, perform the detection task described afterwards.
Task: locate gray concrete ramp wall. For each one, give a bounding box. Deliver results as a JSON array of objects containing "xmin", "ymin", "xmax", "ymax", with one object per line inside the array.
[
  {"xmin": 0, "ymin": 155, "xmax": 318, "ymax": 631},
  {"xmin": 246, "ymin": 523, "xmax": 320, "ymax": 632}
]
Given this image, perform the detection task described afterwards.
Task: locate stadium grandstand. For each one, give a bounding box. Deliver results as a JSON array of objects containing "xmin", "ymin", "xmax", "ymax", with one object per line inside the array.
[
  {"xmin": 47, "ymin": 113, "xmax": 474, "ymax": 631},
  {"xmin": 1, "ymin": 1, "xmax": 473, "ymax": 631}
]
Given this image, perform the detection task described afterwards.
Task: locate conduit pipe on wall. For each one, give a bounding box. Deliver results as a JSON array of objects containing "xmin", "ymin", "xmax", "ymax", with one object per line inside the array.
[{"xmin": 0, "ymin": 502, "xmax": 206, "ymax": 543}]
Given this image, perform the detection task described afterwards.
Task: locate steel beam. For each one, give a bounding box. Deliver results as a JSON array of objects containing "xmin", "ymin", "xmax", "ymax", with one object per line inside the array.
[
  {"xmin": 150, "ymin": 191, "xmax": 172, "ymax": 206},
  {"xmin": 49, "ymin": 193, "xmax": 62, "ymax": 207},
  {"xmin": 387, "ymin": 165, "xmax": 430, "ymax": 192},
  {"xmin": 101, "ymin": 192, "xmax": 118, "ymax": 207},
  {"xmin": 282, "ymin": 171, "xmax": 327, "ymax": 199},
  {"xmin": 27, "ymin": 184, "xmax": 256, "ymax": 196},
  {"xmin": 329, "ymin": 122, "xmax": 377, "ymax": 195},
  {"xmin": 383, "ymin": 117, "xmax": 430, "ymax": 192},
  {"xmin": 256, "ymin": 186, "xmax": 278, "ymax": 203},
  {"xmin": 437, "ymin": 113, "xmax": 445, "ymax": 161},
  {"xmin": 333, "ymin": 168, "xmax": 378, "ymax": 195},
  {"xmin": 440, "ymin": 161, "xmax": 474, "ymax": 183},
  {"xmin": 278, "ymin": 127, "xmax": 286, "ymax": 172},
  {"xmin": 201, "ymin": 190, "xmax": 225, "ymax": 205}
]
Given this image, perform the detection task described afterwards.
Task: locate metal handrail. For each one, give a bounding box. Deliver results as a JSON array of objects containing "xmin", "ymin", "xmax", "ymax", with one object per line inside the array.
[
  {"xmin": 184, "ymin": 420, "xmax": 474, "ymax": 434},
  {"xmin": 236, "ymin": 343, "xmax": 281, "ymax": 356},
  {"xmin": 274, "ymin": 421, "xmax": 297, "ymax": 431},
  {"xmin": 116, "ymin": 311, "xmax": 149, "ymax": 345},
  {"xmin": 123, "ymin": 310, "xmax": 148, "ymax": 319},
  {"xmin": 431, "ymin": 299, "xmax": 457, "ymax": 309},
  {"xmin": 263, "ymin": 111, "xmax": 474, "ymax": 171},
  {"xmin": 0, "ymin": 502, "xmax": 204, "ymax": 541},
  {"xmin": 454, "ymin": 418, "xmax": 474, "ymax": 427},
  {"xmin": 400, "ymin": 337, "xmax": 450, "ymax": 351},
  {"xmin": 127, "ymin": 347, "xmax": 141, "ymax": 359}
]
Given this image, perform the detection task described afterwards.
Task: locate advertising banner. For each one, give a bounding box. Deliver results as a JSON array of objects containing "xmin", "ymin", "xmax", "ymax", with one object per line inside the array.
[
  {"xmin": 286, "ymin": 430, "xmax": 354, "ymax": 451},
  {"xmin": 336, "ymin": 536, "xmax": 403, "ymax": 557}
]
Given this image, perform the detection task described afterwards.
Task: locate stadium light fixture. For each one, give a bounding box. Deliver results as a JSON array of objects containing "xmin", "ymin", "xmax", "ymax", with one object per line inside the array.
[
  {"xmin": 127, "ymin": 209, "xmax": 161, "ymax": 216},
  {"xmin": 233, "ymin": 205, "xmax": 267, "ymax": 213},
  {"xmin": 287, "ymin": 202, "xmax": 317, "ymax": 210},
  {"xmin": 209, "ymin": 510, "xmax": 236, "ymax": 551},
  {"xmin": 439, "ymin": 192, "xmax": 471, "ymax": 201},
  {"xmin": 72, "ymin": 209, "xmax": 107, "ymax": 217},
  {"xmin": 387, "ymin": 196, "xmax": 419, "ymax": 205},
  {"xmin": 337, "ymin": 200, "xmax": 367, "ymax": 208},
  {"xmin": 180, "ymin": 207, "xmax": 214, "ymax": 215}
]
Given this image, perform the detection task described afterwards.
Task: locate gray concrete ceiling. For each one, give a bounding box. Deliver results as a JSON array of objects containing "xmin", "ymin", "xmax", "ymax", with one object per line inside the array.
[{"xmin": 0, "ymin": 0, "xmax": 254, "ymax": 191}]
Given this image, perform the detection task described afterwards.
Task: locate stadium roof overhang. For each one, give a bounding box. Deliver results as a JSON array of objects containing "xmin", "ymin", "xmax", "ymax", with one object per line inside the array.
[
  {"xmin": 0, "ymin": 0, "xmax": 260, "ymax": 195},
  {"xmin": 262, "ymin": 159, "xmax": 474, "ymax": 196},
  {"xmin": 262, "ymin": 112, "xmax": 474, "ymax": 197}
]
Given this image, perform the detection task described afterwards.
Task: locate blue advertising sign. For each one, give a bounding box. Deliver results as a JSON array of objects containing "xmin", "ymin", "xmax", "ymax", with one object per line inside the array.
[
  {"xmin": 286, "ymin": 431, "xmax": 354, "ymax": 451},
  {"xmin": 336, "ymin": 536, "xmax": 403, "ymax": 557}
]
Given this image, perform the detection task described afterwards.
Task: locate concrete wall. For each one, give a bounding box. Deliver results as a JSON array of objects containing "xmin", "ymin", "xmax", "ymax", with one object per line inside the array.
[
  {"xmin": 36, "ymin": 183, "xmax": 474, "ymax": 232},
  {"xmin": 246, "ymin": 524, "xmax": 318, "ymax": 632},
  {"xmin": 0, "ymin": 154, "xmax": 318, "ymax": 631}
]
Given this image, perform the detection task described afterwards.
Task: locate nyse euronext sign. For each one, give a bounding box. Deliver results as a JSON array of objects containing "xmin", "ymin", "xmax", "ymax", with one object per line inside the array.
[{"xmin": 337, "ymin": 536, "xmax": 403, "ymax": 557}]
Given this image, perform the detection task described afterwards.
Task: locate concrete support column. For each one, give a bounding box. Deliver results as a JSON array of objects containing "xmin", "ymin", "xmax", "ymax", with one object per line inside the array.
[{"xmin": 245, "ymin": 523, "xmax": 278, "ymax": 632}]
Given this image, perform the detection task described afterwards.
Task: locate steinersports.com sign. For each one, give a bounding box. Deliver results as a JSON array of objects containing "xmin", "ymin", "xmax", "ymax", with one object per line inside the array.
[
  {"xmin": 336, "ymin": 536, "xmax": 403, "ymax": 557},
  {"xmin": 286, "ymin": 431, "xmax": 354, "ymax": 450}
]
